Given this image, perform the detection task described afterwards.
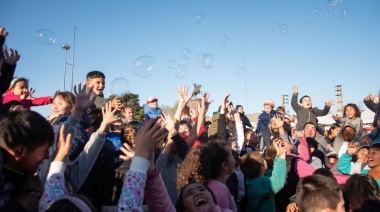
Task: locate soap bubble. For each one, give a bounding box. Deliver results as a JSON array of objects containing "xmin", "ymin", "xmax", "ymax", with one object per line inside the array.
[
  {"xmin": 168, "ymin": 60, "xmax": 177, "ymax": 69},
  {"xmin": 327, "ymin": 0, "xmax": 341, "ymax": 13},
  {"xmin": 202, "ymin": 53, "xmax": 214, "ymax": 69},
  {"xmin": 279, "ymin": 24, "xmax": 288, "ymax": 35},
  {"xmin": 197, "ymin": 53, "xmax": 205, "ymax": 64},
  {"xmin": 2, "ymin": 44, "xmax": 7, "ymax": 52},
  {"xmin": 271, "ymin": 22, "xmax": 278, "ymax": 32},
  {"xmin": 35, "ymin": 29, "xmax": 56, "ymax": 46},
  {"xmin": 133, "ymin": 55, "xmax": 156, "ymax": 78},
  {"xmin": 314, "ymin": 8, "xmax": 322, "ymax": 17},
  {"xmin": 196, "ymin": 13, "xmax": 205, "ymax": 24},
  {"xmin": 222, "ymin": 35, "xmax": 229, "ymax": 45},
  {"xmin": 175, "ymin": 64, "xmax": 188, "ymax": 79},
  {"xmin": 237, "ymin": 67, "xmax": 245, "ymax": 75},
  {"xmin": 341, "ymin": 9, "xmax": 349, "ymax": 19},
  {"xmin": 181, "ymin": 48, "xmax": 191, "ymax": 59},
  {"xmin": 304, "ymin": 22, "xmax": 310, "ymax": 30},
  {"xmin": 110, "ymin": 78, "xmax": 129, "ymax": 97}
]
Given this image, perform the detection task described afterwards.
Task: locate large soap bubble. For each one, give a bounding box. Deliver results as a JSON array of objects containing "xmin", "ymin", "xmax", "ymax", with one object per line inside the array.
[
  {"xmin": 271, "ymin": 22, "xmax": 278, "ymax": 32},
  {"xmin": 35, "ymin": 29, "xmax": 56, "ymax": 46},
  {"xmin": 314, "ymin": 8, "xmax": 322, "ymax": 17},
  {"xmin": 181, "ymin": 48, "xmax": 191, "ymax": 59},
  {"xmin": 133, "ymin": 55, "xmax": 156, "ymax": 78},
  {"xmin": 196, "ymin": 13, "xmax": 205, "ymax": 24},
  {"xmin": 202, "ymin": 54, "xmax": 214, "ymax": 69},
  {"xmin": 197, "ymin": 53, "xmax": 205, "ymax": 64},
  {"xmin": 110, "ymin": 77, "xmax": 129, "ymax": 97},
  {"xmin": 175, "ymin": 64, "xmax": 188, "ymax": 79},
  {"xmin": 341, "ymin": 9, "xmax": 349, "ymax": 19},
  {"xmin": 279, "ymin": 24, "xmax": 288, "ymax": 35}
]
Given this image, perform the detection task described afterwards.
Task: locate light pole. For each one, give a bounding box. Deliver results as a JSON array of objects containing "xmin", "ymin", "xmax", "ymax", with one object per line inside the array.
[
  {"xmin": 71, "ymin": 27, "xmax": 76, "ymax": 92},
  {"xmin": 61, "ymin": 44, "xmax": 71, "ymax": 91}
]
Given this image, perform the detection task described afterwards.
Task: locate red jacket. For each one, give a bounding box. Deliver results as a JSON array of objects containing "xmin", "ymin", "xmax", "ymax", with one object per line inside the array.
[{"xmin": 2, "ymin": 90, "xmax": 51, "ymax": 110}]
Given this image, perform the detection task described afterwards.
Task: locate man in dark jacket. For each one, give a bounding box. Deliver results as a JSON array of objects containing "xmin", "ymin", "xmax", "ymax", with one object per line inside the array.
[{"xmin": 236, "ymin": 105, "xmax": 252, "ymax": 130}]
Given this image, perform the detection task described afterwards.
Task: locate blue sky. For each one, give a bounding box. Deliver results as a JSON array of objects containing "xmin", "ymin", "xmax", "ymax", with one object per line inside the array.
[{"xmin": 1, "ymin": 0, "xmax": 380, "ymax": 118}]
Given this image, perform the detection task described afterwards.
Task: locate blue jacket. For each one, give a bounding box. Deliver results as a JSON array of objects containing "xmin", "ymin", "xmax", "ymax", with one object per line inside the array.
[
  {"xmin": 143, "ymin": 104, "xmax": 162, "ymax": 120},
  {"xmin": 256, "ymin": 110, "xmax": 277, "ymax": 133}
]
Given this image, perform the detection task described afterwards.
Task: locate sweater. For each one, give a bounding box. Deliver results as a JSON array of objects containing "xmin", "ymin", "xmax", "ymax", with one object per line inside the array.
[{"xmin": 2, "ymin": 90, "xmax": 51, "ymax": 110}]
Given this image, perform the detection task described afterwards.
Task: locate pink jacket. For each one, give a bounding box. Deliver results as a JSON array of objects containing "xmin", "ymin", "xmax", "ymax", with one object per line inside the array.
[
  {"xmin": 294, "ymin": 138, "xmax": 348, "ymax": 184},
  {"xmin": 2, "ymin": 90, "xmax": 51, "ymax": 109}
]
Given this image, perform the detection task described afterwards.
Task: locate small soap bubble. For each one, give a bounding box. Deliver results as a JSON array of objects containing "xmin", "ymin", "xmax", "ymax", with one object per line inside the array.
[
  {"xmin": 222, "ymin": 35, "xmax": 229, "ymax": 45},
  {"xmin": 110, "ymin": 78, "xmax": 129, "ymax": 97},
  {"xmin": 237, "ymin": 67, "xmax": 245, "ymax": 75},
  {"xmin": 35, "ymin": 29, "xmax": 56, "ymax": 46},
  {"xmin": 202, "ymin": 53, "xmax": 214, "ymax": 69},
  {"xmin": 341, "ymin": 9, "xmax": 349, "ymax": 19},
  {"xmin": 196, "ymin": 13, "xmax": 206, "ymax": 24},
  {"xmin": 279, "ymin": 24, "xmax": 288, "ymax": 35},
  {"xmin": 271, "ymin": 22, "xmax": 278, "ymax": 32},
  {"xmin": 133, "ymin": 55, "xmax": 156, "ymax": 78},
  {"xmin": 168, "ymin": 60, "xmax": 177, "ymax": 69},
  {"xmin": 197, "ymin": 53, "xmax": 205, "ymax": 64},
  {"xmin": 175, "ymin": 64, "xmax": 188, "ymax": 79},
  {"xmin": 327, "ymin": 0, "xmax": 342, "ymax": 13},
  {"xmin": 314, "ymin": 8, "xmax": 322, "ymax": 17},
  {"xmin": 304, "ymin": 22, "xmax": 310, "ymax": 30},
  {"xmin": 181, "ymin": 48, "xmax": 191, "ymax": 59}
]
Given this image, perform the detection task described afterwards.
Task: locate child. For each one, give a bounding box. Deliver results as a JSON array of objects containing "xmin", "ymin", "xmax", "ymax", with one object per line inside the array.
[
  {"xmin": 240, "ymin": 138, "xmax": 287, "ymax": 212},
  {"xmin": 2, "ymin": 77, "xmax": 52, "ymax": 109},
  {"xmin": 291, "ymin": 86, "xmax": 336, "ymax": 156},
  {"xmin": 85, "ymin": 70, "xmax": 121, "ymax": 111},
  {"xmin": 337, "ymin": 144, "xmax": 369, "ymax": 175},
  {"xmin": 143, "ymin": 97, "xmax": 162, "ymax": 120},
  {"xmin": 332, "ymin": 103, "xmax": 363, "ymax": 152},
  {"xmin": 0, "ymin": 110, "xmax": 54, "ymax": 211},
  {"xmin": 256, "ymin": 99, "xmax": 278, "ymax": 151}
]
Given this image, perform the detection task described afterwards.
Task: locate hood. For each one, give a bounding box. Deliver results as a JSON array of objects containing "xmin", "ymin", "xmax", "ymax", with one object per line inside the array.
[{"xmin": 297, "ymin": 138, "xmax": 310, "ymax": 161}]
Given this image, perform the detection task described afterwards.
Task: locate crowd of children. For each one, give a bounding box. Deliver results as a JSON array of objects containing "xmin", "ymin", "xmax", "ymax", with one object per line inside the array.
[{"xmin": 1, "ymin": 26, "xmax": 380, "ymax": 212}]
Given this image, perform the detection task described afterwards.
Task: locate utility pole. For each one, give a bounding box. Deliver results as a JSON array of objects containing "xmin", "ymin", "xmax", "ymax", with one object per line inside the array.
[
  {"xmin": 281, "ymin": 94, "xmax": 289, "ymax": 113},
  {"xmin": 335, "ymin": 85, "xmax": 343, "ymax": 116}
]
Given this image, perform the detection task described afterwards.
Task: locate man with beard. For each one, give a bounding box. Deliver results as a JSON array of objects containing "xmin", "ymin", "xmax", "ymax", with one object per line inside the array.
[{"xmin": 337, "ymin": 123, "xmax": 358, "ymax": 158}]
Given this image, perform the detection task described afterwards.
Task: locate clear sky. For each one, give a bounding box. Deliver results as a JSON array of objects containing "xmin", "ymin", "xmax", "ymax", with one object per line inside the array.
[{"xmin": 1, "ymin": 0, "xmax": 380, "ymax": 118}]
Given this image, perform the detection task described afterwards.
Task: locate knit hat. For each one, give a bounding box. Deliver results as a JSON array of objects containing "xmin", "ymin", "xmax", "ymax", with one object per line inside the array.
[
  {"xmin": 342, "ymin": 122, "xmax": 356, "ymax": 132},
  {"xmin": 263, "ymin": 99, "xmax": 274, "ymax": 108},
  {"xmin": 146, "ymin": 97, "xmax": 158, "ymax": 104}
]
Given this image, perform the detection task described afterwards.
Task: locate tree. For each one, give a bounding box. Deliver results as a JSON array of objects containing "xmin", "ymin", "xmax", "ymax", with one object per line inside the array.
[{"xmin": 109, "ymin": 92, "xmax": 144, "ymax": 121}]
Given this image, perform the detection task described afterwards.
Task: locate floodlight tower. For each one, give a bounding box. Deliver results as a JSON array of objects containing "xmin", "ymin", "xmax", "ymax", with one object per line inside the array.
[
  {"xmin": 61, "ymin": 44, "xmax": 71, "ymax": 91},
  {"xmin": 335, "ymin": 85, "xmax": 343, "ymax": 116},
  {"xmin": 281, "ymin": 94, "xmax": 289, "ymax": 113}
]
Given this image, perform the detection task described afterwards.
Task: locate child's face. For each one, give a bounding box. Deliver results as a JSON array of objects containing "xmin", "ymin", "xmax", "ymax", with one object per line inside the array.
[
  {"xmin": 332, "ymin": 127, "xmax": 341, "ymax": 137},
  {"xmin": 264, "ymin": 105, "xmax": 272, "ymax": 113},
  {"xmin": 181, "ymin": 183, "xmax": 216, "ymax": 212},
  {"xmin": 148, "ymin": 101, "xmax": 158, "ymax": 108},
  {"xmin": 345, "ymin": 106, "xmax": 356, "ymax": 119},
  {"xmin": 11, "ymin": 80, "xmax": 28, "ymax": 95},
  {"xmin": 86, "ymin": 77, "xmax": 105, "ymax": 95},
  {"xmin": 51, "ymin": 95, "xmax": 73, "ymax": 115},
  {"xmin": 357, "ymin": 148, "xmax": 368, "ymax": 163},
  {"xmin": 179, "ymin": 124, "xmax": 190, "ymax": 138},
  {"xmin": 17, "ymin": 142, "xmax": 50, "ymax": 174},
  {"xmin": 301, "ymin": 97, "xmax": 312, "ymax": 109}
]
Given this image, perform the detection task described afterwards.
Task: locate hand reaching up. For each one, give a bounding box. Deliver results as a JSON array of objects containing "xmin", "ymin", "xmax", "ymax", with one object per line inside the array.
[
  {"xmin": 111, "ymin": 97, "xmax": 122, "ymax": 110},
  {"xmin": 160, "ymin": 111, "xmax": 177, "ymax": 136},
  {"xmin": 273, "ymin": 115, "xmax": 285, "ymax": 129},
  {"xmin": 98, "ymin": 102, "xmax": 120, "ymax": 133},
  {"xmin": 4, "ymin": 48, "xmax": 20, "ymax": 65},
  {"xmin": 325, "ymin": 99, "xmax": 335, "ymax": 107},
  {"xmin": 176, "ymin": 84, "xmax": 192, "ymax": 105},
  {"xmin": 134, "ymin": 119, "xmax": 168, "ymax": 159},
  {"xmin": 220, "ymin": 93, "xmax": 230, "ymax": 114},
  {"xmin": 292, "ymin": 86, "xmax": 298, "ymax": 94},
  {"xmin": 119, "ymin": 143, "xmax": 135, "ymax": 161},
  {"xmin": 274, "ymin": 138, "xmax": 288, "ymax": 159},
  {"xmin": 200, "ymin": 92, "xmax": 213, "ymax": 113},
  {"xmin": 347, "ymin": 142, "xmax": 358, "ymax": 156},
  {"xmin": 54, "ymin": 125, "xmax": 72, "ymax": 162},
  {"xmin": 73, "ymin": 82, "xmax": 96, "ymax": 112}
]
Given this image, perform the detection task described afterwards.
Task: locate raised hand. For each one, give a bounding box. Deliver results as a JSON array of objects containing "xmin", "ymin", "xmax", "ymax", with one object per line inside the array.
[
  {"xmin": 273, "ymin": 138, "xmax": 287, "ymax": 159},
  {"xmin": 160, "ymin": 111, "xmax": 176, "ymax": 135},
  {"xmin": 111, "ymin": 97, "xmax": 122, "ymax": 110},
  {"xmin": 201, "ymin": 92, "xmax": 213, "ymax": 113},
  {"xmin": 119, "ymin": 143, "xmax": 135, "ymax": 161},
  {"xmin": 292, "ymin": 86, "xmax": 298, "ymax": 94},
  {"xmin": 332, "ymin": 114, "xmax": 339, "ymax": 121},
  {"xmin": 54, "ymin": 125, "xmax": 72, "ymax": 162},
  {"xmin": 273, "ymin": 114, "xmax": 285, "ymax": 128},
  {"xmin": 4, "ymin": 48, "xmax": 20, "ymax": 65},
  {"xmin": 325, "ymin": 98, "xmax": 335, "ymax": 107},
  {"xmin": 347, "ymin": 142, "xmax": 358, "ymax": 156},
  {"xmin": 134, "ymin": 119, "xmax": 168, "ymax": 159},
  {"xmin": 220, "ymin": 93, "xmax": 230, "ymax": 114},
  {"xmin": 73, "ymin": 82, "xmax": 96, "ymax": 112},
  {"xmin": 176, "ymin": 84, "xmax": 192, "ymax": 104}
]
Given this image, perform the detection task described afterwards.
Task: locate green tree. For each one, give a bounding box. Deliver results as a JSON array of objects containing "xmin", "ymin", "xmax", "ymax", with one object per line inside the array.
[{"xmin": 109, "ymin": 92, "xmax": 144, "ymax": 121}]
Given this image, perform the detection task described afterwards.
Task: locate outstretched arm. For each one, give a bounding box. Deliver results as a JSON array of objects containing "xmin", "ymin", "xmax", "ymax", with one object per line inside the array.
[{"xmin": 174, "ymin": 84, "xmax": 193, "ymax": 122}]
